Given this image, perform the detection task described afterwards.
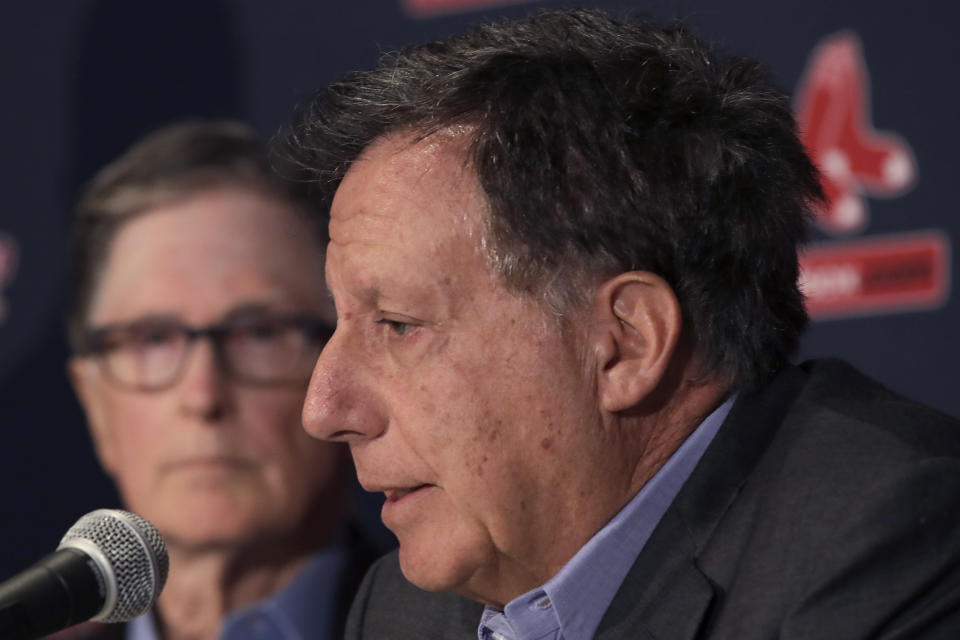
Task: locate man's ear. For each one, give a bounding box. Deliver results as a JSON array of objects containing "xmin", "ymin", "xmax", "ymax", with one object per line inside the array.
[
  {"xmin": 590, "ymin": 271, "xmax": 682, "ymax": 413},
  {"xmin": 67, "ymin": 358, "xmax": 118, "ymax": 476}
]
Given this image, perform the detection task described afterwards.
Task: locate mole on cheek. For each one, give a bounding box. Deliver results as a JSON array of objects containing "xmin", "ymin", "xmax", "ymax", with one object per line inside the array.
[
  {"xmin": 418, "ymin": 384, "xmax": 436, "ymax": 414},
  {"xmin": 486, "ymin": 420, "xmax": 502, "ymax": 443},
  {"xmin": 474, "ymin": 453, "xmax": 488, "ymax": 477}
]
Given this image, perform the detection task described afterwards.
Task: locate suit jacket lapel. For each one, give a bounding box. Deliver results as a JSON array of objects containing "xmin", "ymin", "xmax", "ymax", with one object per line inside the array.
[
  {"xmin": 596, "ymin": 365, "xmax": 809, "ymax": 640},
  {"xmin": 596, "ymin": 508, "xmax": 716, "ymax": 640}
]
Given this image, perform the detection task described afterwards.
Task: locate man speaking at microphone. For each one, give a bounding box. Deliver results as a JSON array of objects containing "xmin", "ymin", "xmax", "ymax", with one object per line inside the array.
[
  {"xmin": 281, "ymin": 8, "xmax": 960, "ymax": 639},
  {"xmin": 61, "ymin": 121, "xmax": 370, "ymax": 639}
]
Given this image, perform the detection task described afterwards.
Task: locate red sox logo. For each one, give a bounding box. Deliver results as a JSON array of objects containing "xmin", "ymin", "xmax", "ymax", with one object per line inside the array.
[
  {"xmin": 795, "ymin": 32, "xmax": 949, "ymax": 318},
  {"xmin": 796, "ymin": 32, "xmax": 917, "ymax": 234}
]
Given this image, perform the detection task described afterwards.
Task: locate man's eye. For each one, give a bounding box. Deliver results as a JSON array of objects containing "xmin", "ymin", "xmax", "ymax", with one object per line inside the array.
[
  {"xmin": 378, "ymin": 318, "xmax": 413, "ymax": 336},
  {"xmin": 134, "ymin": 327, "xmax": 179, "ymax": 347},
  {"xmin": 243, "ymin": 322, "xmax": 282, "ymax": 340}
]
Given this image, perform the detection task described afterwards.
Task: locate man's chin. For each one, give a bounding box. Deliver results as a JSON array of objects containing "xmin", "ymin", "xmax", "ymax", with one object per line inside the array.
[
  {"xmin": 389, "ymin": 508, "xmax": 497, "ymax": 595},
  {"xmin": 149, "ymin": 505, "xmax": 276, "ymax": 551},
  {"xmin": 396, "ymin": 537, "xmax": 483, "ymax": 594},
  {"xmin": 159, "ymin": 520, "xmax": 256, "ymax": 549}
]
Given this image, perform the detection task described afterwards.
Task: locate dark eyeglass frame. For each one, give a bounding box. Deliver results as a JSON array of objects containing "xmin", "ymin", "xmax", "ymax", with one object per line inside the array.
[{"xmin": 77, "ymin": 313, "xmax": 333, "ymax": 392}]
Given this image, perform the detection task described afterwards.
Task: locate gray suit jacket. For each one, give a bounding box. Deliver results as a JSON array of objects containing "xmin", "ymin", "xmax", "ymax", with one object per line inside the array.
[{"xmin": 346, "ymin": 360, "xmax": 960, "ymax": 639}]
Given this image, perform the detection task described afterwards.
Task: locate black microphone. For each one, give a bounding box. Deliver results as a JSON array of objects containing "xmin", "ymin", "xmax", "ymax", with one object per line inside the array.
[{"xmin": 0, "ymin": 509, "xmax": 168, "ymax": 640}]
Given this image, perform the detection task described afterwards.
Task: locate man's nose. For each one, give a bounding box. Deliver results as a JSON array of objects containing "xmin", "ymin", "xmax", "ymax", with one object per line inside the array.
[
  {"xmin": 177, "ymin": 338, "xmax": 229, "ymax": 420},
  {"xmin": 302, "ymin": 329, "xmax": 385, "ymax": 443}
]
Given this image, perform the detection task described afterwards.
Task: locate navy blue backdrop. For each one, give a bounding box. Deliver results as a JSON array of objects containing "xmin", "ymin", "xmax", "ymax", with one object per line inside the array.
[{"xmin": 1, "ymin": 0, "xmax": 957, "ymax": 580}]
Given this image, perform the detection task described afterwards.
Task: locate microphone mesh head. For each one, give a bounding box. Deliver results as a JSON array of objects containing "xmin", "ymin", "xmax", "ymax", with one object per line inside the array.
[{"xmin": 59, "ymin": 509, "xmax": 169, "ymax": 622}]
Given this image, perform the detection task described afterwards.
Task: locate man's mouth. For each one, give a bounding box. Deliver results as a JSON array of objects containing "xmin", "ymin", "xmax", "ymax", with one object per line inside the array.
[{"xmin": 386, "ymin": 484, "xmax": 431, "ymax": 502}]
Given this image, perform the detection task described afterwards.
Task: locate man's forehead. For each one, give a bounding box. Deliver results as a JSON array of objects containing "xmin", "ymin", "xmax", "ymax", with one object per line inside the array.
[
  {"xmin": 346, "ymin": 130, "xmax": 475, "ymax": 192},
  {"xmin": 329, "ymin": 130, "xmax": 485, "ymax": 242}
]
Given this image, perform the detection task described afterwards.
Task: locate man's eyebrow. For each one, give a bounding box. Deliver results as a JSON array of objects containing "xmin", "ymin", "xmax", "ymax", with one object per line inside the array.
[
  {"xmin": 326, "ymin": 281, "xmax": 384, "ymax": 310},
  {"xmin": 99, "ymin": 312, "xmax": 182, "ymax": 329},
  {"xmin": 221, "ymin": 303, "xmax": 283, "ymax": 322},
  {"xmin": 359, "ymin": 286, "xmax": 382, "ymax": 306}
]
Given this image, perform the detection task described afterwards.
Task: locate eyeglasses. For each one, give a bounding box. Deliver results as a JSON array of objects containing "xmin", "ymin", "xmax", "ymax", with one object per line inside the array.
[{"xmin": 78, "ymin": 313, "xmax": 333, "ymax": 392}]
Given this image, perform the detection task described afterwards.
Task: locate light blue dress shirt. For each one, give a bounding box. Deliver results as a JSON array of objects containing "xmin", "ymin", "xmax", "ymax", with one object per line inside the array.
[
  {"xmin": 478, "ymin": 396, "xmax": 735, "ymax": 640},
  {"xmin": 127, "ymin": 536, "xmax": 349, "ymax": 640}
]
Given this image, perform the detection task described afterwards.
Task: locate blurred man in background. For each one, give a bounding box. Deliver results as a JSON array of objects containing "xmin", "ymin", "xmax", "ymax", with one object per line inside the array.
[
  {"xmin": 282, "ymin": 9, "xmax": 960, "ymax": 639},
  {"xmin": 62, "ymin": 121, "xmax": 368, "ymax": 639}
]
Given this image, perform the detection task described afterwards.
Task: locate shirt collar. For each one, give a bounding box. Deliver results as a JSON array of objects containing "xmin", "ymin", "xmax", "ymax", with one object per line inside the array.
[{"xmin": 479, "ymin": 395, "xmax": 735, "ymax": 640}]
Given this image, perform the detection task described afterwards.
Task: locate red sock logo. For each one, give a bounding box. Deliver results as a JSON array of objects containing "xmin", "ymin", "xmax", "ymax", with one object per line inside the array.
[{"xmin": 796, "ymin": 32, "xmax": 917, "ymax": 234}]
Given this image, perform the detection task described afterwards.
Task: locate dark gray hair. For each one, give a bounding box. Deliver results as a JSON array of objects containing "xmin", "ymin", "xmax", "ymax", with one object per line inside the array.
[{"xmin": 277, "ymin": 9, "xmax": 823, "ymax": 390}]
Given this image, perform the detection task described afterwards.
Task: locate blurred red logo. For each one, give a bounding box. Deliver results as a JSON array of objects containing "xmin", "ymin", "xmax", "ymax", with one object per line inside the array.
[
  {"xmin": 799, "ymin": 232, "xmax": 949, "ymax": 319},
  {"xmin": 796, "ymin": 32, "xmax": 917, "ymax": 234},
  {"xmin": 795, "ymin": 32, "xmax": 948, "ymax": 318}
]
